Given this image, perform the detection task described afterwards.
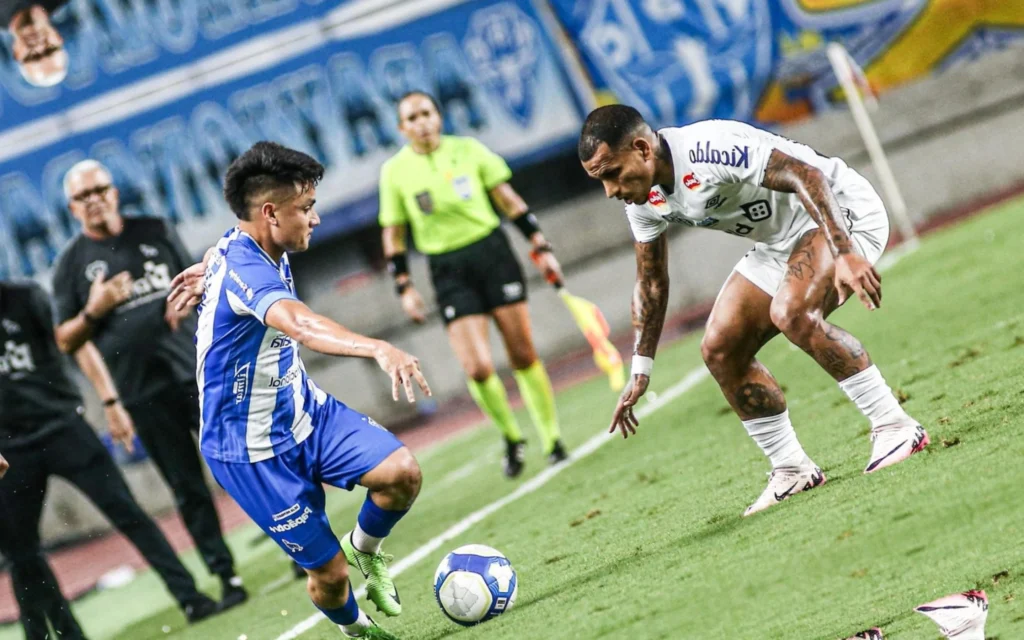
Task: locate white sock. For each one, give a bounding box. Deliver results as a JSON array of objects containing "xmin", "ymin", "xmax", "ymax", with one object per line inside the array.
[
  {"xmin": 338, "ymin": 610, "xmax": 373, "ymax": 636},
  {"xmin": 741, "ymin": 410, "xmax": 808, "ymax": 469},
  {"xmin": 838, "ymin": 365, "xmax": 912, "ymax": 430},
  {"xmin": 351, "ymin": 524, "xmax": 383, "ymax": 555}
]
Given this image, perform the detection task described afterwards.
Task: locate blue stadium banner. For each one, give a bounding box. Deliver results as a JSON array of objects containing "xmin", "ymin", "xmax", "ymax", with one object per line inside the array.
[
  {"xmin": 0, "ymin": 0, "xmax": 588, "ymax": 278},
  {"xmin": 547, "ymin": 0, "xmax": 776, "ymax": 128},
  {"xmin": 548, "ymin": 0, "xmax": 1024, "ymax": 125}
]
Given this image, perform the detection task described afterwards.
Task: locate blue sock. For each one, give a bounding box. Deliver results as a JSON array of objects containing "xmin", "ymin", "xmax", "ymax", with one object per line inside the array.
[
  {"xmin": 315, "ymin": 581, "xmax": 360, "ymax": 626},
  {"xmin": 357, "ymin": 495, "xmax": 408, "ymax": 538}
]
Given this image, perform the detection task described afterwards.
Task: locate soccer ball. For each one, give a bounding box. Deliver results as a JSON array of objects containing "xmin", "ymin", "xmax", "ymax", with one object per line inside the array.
[{"xmin": 433, "ymin": 544, "xmax": 518, "ymax": 626}]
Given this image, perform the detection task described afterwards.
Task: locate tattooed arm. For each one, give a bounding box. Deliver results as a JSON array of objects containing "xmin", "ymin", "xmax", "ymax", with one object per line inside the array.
[
  {"xmin": 761, "ymin": 149, "xmax": 881, "ymax": 310},
  {"xmin": 632, "ymin": 234, "xmax": 670, "ymax": 358},
  {"xmin": 609, "ymin": 234, "xmax": 670, "ymax": 438}
]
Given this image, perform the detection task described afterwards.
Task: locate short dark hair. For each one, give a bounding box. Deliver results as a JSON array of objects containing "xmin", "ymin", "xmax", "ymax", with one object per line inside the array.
[
  {"xmin": 396, "ymin": 90, "xmax": 441, "ymax": 118},
  {"xmin": 578, "ymin": 104, "xmax": 648, "ymax": 162},
  {"xmin": 223, "ymin": 142, "xmax": 324, "ymax": 220}
]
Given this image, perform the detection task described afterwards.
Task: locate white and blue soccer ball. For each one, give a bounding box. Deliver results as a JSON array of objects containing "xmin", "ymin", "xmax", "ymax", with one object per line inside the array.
[{"xmin": 433, "ymin": 544, "xmax": 518, "ymax": 626}]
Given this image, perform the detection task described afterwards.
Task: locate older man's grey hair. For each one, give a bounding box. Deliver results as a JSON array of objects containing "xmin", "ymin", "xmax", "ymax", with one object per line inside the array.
[{"xmin": 63, "ymin": 160, "xmax": 113, "ymax": 202}]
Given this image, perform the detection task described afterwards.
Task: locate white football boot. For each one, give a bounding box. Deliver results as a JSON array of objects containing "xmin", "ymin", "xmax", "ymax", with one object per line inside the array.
[
  {"xmin": 743, "ymin": 459, "xmax": 826, "ymax": 517},
  {"xmin": 864, "ymin": 423, "xmax": 929, "ymax": 474},
  {"xmin": 915, "ymin": 590, "xmax": 988, "ymax": 639}
]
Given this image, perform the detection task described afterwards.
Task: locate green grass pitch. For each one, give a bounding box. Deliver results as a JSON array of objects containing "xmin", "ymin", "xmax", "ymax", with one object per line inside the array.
[{"xmin": 7, "ymin": 198, "xmax": 1023, "ymax": 640}]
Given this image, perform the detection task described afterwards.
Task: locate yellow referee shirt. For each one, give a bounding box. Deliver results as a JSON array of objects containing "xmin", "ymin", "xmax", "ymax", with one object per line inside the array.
[{"xmin": 378, "ymin": 136, "xmax": 513, "ymax": 255}]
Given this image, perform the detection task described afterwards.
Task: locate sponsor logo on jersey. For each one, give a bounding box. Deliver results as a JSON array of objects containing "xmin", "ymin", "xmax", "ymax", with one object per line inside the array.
[
  {"xmin": 271, "ymin": 335, "xmax": 293, "ymax": 349},
  {"xmin": 682, "ymin": 173, "xmax": 701, "ymax": 190},
  {"xmin": 282, "ymin": 539, "xmax": 304, "ymax": 552},
  {"xmin": 2, "ymin": 319, "xmax": 21, "ymax": 334},
  {"xmin": 139, "ymin": 244, "xmax": 159, "ymax": 258},
  {"xmin": 415, "ymin": 190, "xmax": 434, "ymax": 214},
  {"xmin": 689, "ymin": 142, "xmax": 749, "ymax": 169},
  {"xmin": 272, "ymin": 504, "xmax": 301, "ymax": 522},
  {"xmin": 269, "ymin": 365, "xmax": 302, "ymax": 389},
  {"xmin": 233, "ymin": 362, "xmax": 250, "ymax": 404},
  {"xmin": 117, "ymin": 261, "xmax": 175, "ymax": 313},
  {"xmin": 647, "ymin": 190, "xmax": 666, "ymax": 206},
  {"xmin": 85, "ymin": 260, "xmax": 109, "ymax": 282},
  {"xmin": 502, "ymin": 282, "xmax": 524, "ymax": 301},
  {"xmin": 705, "ymin": 195, "xmax": 727, "ymax": 210},
  {"xmin": 740, "ymin": 200, "xmax": 772, "ymax": 222},
  {"xmin": 664, "ymin": 213, "xmax": 717, "ymax": 228},
  {"xmin": 228, "ymin": 269, "xmax": 254, "ymax": 301},
  {"xmin": 452, "ymin": 175, "xmax": 473, "ymax": 200},
  {"xmin": 0, "ymin": 341, "xmax": 35, "ymax": 376},
  {"xmin": 364, "ymin": 416, "xmax": 386, "ymax": 430},
  {"xmin": 269, "ymin": 506, "xmax": 313, "ymax": 533}
]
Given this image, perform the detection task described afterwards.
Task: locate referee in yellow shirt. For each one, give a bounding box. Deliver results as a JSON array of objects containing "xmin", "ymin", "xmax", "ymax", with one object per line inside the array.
[{"xmin": 379, "ymin": 92, "xmax": 566, "ymax": 478}]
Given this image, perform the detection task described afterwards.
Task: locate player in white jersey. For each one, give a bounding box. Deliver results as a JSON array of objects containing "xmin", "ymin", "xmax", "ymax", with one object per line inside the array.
[
  {"xmin": 578, "ymin": 105, "xmax": 928, "ymax": 516},
  {"xmin": 170, "ymin": 142, "xmax": 429, "ymax": 639}
]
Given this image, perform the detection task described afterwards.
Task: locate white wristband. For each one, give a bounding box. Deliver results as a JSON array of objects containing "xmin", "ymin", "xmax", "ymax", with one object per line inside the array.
[{"xmin": 631, "ymin": 355, "xmax": 654, "ymax": 378}]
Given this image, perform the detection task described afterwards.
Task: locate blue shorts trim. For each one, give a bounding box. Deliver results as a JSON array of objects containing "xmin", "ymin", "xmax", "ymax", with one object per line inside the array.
[{"xmin": 206, "ymin": 398, "xmax": 403, "ymax": 569}]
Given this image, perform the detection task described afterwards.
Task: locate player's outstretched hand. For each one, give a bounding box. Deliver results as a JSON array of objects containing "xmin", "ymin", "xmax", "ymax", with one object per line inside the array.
[
  {"xmin": 105, "ymin": 402, "xmax": 136, "ymax": 454},
  {"xmin": 374, "ymin": 343, "xmax": 432, "ymax": 402},
  {"xmin": 0, "ymin": 452, "xmax": 8, "ymax": 479},
  {"xmin": 834, "ymin": 253, "xmax": 881, "ymax": 311},
  {"xmin": 168, "ymin": 247, "xmax": 217, "ymax": 312},
  {"xmin": 400, "ymin": 287, "xmax": 428, "ymax": 324},
  {"xmin": 609, "ymin": 374, "xmax": 649, "ymax": 439}
]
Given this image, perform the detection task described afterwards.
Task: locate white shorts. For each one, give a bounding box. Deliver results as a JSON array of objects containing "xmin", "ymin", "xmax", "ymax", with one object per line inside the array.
[{"xmin": 732, "ymin": 183, "xmax": 891, "ymax": 297}]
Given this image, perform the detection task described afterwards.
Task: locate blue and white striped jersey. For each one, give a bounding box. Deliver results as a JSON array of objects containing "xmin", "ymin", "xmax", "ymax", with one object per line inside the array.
[{"xmin": 195, "ymin": 228, "xmax": 327, "ymax": 463}]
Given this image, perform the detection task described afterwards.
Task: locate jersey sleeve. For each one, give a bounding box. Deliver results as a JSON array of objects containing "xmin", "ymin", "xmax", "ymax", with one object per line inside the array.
[
  {"xmin": 377, "ymin": 162, "xmax": 408, "ymax": 228},
  {"xmin": 467, "ymin": 138, "xmax": 513, "ymax": 190},
  {"xmin": 222, "ymin": 255, "xmax": 297, "ymax": 325},
  {"xmin": 51, "ymin": 246, "xmax": 82, "ymax": 323},
  {"xmin": 625, "ymin": 204, "xmax": 668, "ymax": 243},
  {"xmin": 683, "ymin": 124, "xmax": 773, "ymax": 187}
]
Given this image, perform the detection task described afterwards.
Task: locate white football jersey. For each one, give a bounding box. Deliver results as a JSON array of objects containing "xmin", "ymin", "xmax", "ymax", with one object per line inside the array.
[{"xmin": 625, "ymin": 120, "xmax": 878, "ymax": 248}]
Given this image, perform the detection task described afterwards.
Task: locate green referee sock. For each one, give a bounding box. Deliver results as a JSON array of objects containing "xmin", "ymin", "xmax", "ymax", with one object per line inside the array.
[
  {"xmin": 468, "ymin": 374, "xmax": 524, "ymax": 443},
  {"xmin": 513, "ymin": 361, "xmax": 561, "ymax": 455}
]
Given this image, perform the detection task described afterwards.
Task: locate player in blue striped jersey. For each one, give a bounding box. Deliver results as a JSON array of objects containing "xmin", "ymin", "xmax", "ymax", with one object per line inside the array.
[{"xmin": 178, "ymin": 142, "xmax": 429, "ymax": 640}]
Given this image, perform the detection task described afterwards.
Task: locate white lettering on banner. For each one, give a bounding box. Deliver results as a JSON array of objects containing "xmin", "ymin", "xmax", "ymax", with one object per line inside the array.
[{"xmin": 269, "ymin": 506, "xmax": 313, "ymax": 533}]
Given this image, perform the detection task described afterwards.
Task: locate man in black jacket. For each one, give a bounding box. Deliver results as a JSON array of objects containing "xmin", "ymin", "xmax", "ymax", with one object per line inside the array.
[
  {"xmin": 1, "ymin": 0, "xmax": 69, "ymax": 86},
  {"xmin": 52, "ymin": 159, "xmax": 248, "ymax": 609},
  {"xmin": 0, "ymin": 280, "xmax": 222, "ymax": 638}
]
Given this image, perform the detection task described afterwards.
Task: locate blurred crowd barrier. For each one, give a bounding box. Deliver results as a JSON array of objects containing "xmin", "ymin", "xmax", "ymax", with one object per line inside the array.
[{"xmin": 2, "ymin": 0, "xmax": 1021, "ymax": 545}]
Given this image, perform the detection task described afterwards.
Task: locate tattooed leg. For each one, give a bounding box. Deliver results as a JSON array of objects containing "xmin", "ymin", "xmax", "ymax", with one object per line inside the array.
[
  {"xmin": 701, "ymin": 272, "xmax": 785, "ymax": 420},
  {"xmin": 771, "ymin": 229, "xmax": 872, "ymax": 382}
]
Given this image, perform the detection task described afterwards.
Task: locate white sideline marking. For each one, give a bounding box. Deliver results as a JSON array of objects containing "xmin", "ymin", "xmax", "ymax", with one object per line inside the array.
[{"xmin": 275, "ymin": 366, "xmax": 711, "ymax": 639}]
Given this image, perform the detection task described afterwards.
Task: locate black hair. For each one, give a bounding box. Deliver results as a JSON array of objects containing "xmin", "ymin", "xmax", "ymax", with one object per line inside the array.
[
  {"xmin": 578, "ymin": 104, "xmax": 648, "ymax": 162},
  {"xmin": 396, "ymin": 90, "xmax": 442, "ymax": 119},
  {"xmin": 223, "ymin": 142, "xmax": 324, "ymax": 220}
]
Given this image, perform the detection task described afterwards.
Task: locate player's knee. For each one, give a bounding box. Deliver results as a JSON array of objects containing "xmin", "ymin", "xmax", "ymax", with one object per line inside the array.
[
  {"xmin": 701, "ymin": 326, "xmax": 738, "ymax": 372},
  {"xmin": 392, "ymin": 450, "xmax": 423, "ymax": 502},
  {"xmin": 508, "ymin": 346, "xmax": 537, "ymax": 371},
  {"xmin": 465, "ymin": 362, "xmax": 494, "ymax": 383},
  {"xmin": 770, "ymin": 299, "xmax": 818, "ymax": 345}
]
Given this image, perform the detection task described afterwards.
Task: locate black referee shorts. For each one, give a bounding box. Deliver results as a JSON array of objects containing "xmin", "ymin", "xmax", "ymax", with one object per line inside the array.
[{"xmin": 428, "ymin": 228, "xmax": 527, "ymax": 325}]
